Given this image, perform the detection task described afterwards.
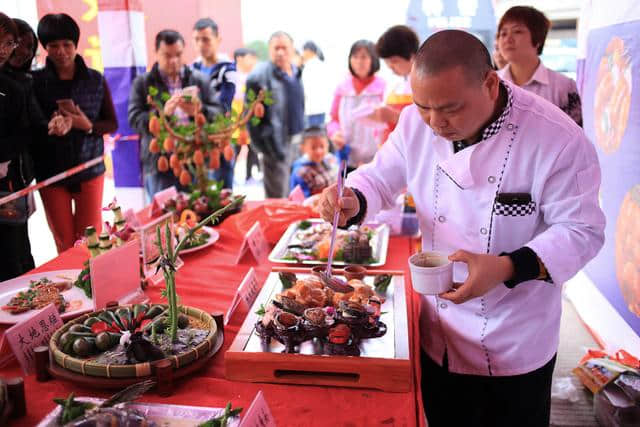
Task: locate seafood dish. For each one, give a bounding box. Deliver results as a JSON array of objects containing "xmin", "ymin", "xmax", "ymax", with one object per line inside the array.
[
  {"xmin": 163, "ymin": 187, "xmax": 243, "ymax": 223},
  {"xmin": 255, "ymin": 272, "xmax": 387, "ymax": 356},
  {"xmin": 1, "ymin": 278, "xmax": 71, "ymax": 315},
  {"xmin": 39, "ymin": 388, "xmax": 242, "ymax": 427},
  {"xmin": 274, "ymin": 220, "xmax": 389, "ymax": 266},
  {"xmin": 176, "ymin": 223, "xmax": 211, "ymax": 249},
  {"xmin": 172, "ymin": 210, "xmax": 219, "ymax": 252}
]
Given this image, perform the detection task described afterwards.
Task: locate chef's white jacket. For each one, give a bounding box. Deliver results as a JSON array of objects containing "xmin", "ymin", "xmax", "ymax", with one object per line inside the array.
[{"xmin": 347, "ymin": 81, "xmax": 605, "ymax": 376}]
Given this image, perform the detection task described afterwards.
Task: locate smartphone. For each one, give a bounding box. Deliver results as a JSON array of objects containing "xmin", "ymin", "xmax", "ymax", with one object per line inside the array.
[{"xmin": 56, "ymin": 98, "xmax": 76, "ymax": 112}]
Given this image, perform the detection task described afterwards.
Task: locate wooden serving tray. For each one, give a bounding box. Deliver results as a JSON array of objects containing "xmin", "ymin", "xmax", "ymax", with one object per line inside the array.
[{"xmin": 224, "ymin": 269, "xmax": 411, "ymax": 392}]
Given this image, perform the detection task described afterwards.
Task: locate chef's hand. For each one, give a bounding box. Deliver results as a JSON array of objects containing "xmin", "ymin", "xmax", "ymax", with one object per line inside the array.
[
  {"xmin": 331, "ymin": 131, "xmax": 346, "ymax": 150},
  {"xmin": 319, "ymin": 184, "xmax": 360, "ymax": 227},
  {"xmin": 439, "ymin": 250, "xmax": 514, "ymax": 304},
  {"xmin": 60, "ymin": 105, "xmax": 92, "ymax": 132}
]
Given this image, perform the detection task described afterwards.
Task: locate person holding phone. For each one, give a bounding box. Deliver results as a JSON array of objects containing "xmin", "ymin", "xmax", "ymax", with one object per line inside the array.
[
  {"xmin": 31, "ymin": 13, "xmax": 117, "ymax": 253},
  {"xmin": 128, "ymin": 29, "xmax": 222, "ymax": 202},
  {"xmin": 319, "ymin": 30, "xmax": 604, "ymax": 426}
]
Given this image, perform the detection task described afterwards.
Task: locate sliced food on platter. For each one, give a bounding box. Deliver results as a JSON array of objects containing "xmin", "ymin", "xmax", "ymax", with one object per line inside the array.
[
  {"xmin": 0, "ymin": 269, "xmax": 92, "ymax": 324},
  {"xmin": 270, "ymin": 219, "xmax": 390, "ymax": 266}
]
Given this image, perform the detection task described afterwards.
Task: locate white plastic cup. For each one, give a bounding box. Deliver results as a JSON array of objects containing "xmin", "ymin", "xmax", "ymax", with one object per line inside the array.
[{"xmin": 408, "ymin": 251, "xmax": 453, "ymax": 295}]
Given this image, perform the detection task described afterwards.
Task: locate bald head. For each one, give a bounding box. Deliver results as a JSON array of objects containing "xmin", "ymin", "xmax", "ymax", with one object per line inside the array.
[{"xmin": 413, "ymin": 30, "xmax": 493, "ymax": 84}]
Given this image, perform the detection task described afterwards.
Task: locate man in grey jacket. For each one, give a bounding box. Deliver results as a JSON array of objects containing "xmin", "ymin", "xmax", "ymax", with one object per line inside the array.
[
  {"xmin": 246, "ymin": 31, "xmax": 305, "ymax": 198},
  {"xmin": 128, "ymin": 29, "xmax": 223, "ymax": 202}
]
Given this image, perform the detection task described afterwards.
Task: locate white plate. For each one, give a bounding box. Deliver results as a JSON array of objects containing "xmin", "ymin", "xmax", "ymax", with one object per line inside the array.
[
  {"xmin": 0, "ymin": 269, "xmax": 92, "ymax": 325},
  {"xmin": 268, "ymin": 219, "xmax": 390, "ymax": 267},
  {"xmin": 37, "ymin": 398, "xmax": 240, "ymax": 427},
  {"xmin": 178, "ymin": 226, "xmax": 220, "ymax": 254}
]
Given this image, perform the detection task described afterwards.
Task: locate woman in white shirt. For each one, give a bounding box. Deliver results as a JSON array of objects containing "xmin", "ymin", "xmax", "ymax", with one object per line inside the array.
[{"xmin": 497, "ymin": 6, "xmax": 582, "ymax": 126}]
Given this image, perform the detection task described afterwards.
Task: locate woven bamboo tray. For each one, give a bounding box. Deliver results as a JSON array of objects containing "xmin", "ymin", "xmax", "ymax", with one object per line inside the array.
[{"xmin": 49, "ymin": 305, "xmax": 217, "ymax": 379}]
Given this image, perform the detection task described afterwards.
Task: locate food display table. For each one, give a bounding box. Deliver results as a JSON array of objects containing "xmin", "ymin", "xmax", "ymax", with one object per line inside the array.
[{"xmin": 0, "ymin": 202, "xmax": 425, "ymax": 426}]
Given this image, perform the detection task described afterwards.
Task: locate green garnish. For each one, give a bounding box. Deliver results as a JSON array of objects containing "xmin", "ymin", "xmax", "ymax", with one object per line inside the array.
[
  {"xmin": 374, "ymin": 274, "xmax": 392, "ymax": 294},
  {"xmin": 255, "ymin": 304, "xmax": 266, "ymax": 316},
  {"xmin": 198, "ymin": 402, "xmax": 243, "ymax": 427},
  {"xmin": 54, "ymin": 393, "xmax": 96, "ymax": 424},
  {"xmin": 298, "ymin": 220, "xmax": 312, "ymax": 230}
]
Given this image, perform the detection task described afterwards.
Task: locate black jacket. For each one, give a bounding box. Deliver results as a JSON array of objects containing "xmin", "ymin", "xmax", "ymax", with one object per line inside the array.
[
  {"xmin": 128, "ymin": 63, "xmax": 223, "ymax": 175},
  {"xmin": 1, "ymin": 67, "xmax": 46, "ymax": 188},
  {"xmin": 32, "ymin": 55, "xmax": 117, "ymax": 185},
  {"xmin": 246, "ymin": 61, "xmax": 304, "ymax": 160},
  {"xmin": 0, "ymin": 73, "xmax": 30, "ymax": 191}
]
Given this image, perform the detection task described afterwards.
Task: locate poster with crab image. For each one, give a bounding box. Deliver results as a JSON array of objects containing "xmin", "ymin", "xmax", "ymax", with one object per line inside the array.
[{"xmin": 577, "ymin": 1, "xmax": 640, "ymax": 341}]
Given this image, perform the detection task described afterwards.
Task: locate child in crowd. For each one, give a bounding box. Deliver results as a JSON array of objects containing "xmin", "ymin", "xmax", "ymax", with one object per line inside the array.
[{"xmin": 290, "ymin": 127, "xmax": 337, "ymax": 197}]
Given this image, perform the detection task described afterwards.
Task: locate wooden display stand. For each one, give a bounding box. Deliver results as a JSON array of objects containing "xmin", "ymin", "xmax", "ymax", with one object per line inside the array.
[
  {"xmin": 39, "ymin": 313, "xmax": 224, "ymax": 393},
  {"xmin": 225, "ymin": 269, "xmax": 412, "ymax": 392}
]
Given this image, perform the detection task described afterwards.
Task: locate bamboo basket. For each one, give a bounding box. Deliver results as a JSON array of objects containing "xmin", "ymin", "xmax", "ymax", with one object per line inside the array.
[{"xmin": 49, "ymin": 305, "xmax": 217, "ymax": 378}]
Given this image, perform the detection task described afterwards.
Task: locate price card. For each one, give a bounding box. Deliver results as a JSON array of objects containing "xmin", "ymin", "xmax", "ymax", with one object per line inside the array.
[
  {"xmin": 235, "ymin": 222, "xmax": 269, "ymax": 264},
  {"xmin": 225, "ymin": 267, "xmax": 260, "ymax": 325},
  {"xmin": 90, "ymin": 239, "xmax": 146, "ymax": 309},
  {"xmin": 140, "ymin": 212, "xmax": 183, "ymax": 285},
  {"xmin": 288, "ymin": 185, "xmax": 305, "ymax": 203},
  {"xmin": 150, "ymin": 186, "xmax": 177, "ymax": 217},
  {"xmin": 5, "ymin": 304, "xmax": 63, "ymax": 374},
  {"xmin": 239, "ymin": 391, "xmax": 276, "ymax": 427}
]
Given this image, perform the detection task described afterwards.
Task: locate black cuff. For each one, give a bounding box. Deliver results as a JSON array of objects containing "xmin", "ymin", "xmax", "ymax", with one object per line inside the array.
[
  {"xmin": 343, "ymin": 187, "xmax": 367, "ymax": 229},
  {"xmin": 500, "ymin": 246, "xmax": 540, "ymax": 289}
]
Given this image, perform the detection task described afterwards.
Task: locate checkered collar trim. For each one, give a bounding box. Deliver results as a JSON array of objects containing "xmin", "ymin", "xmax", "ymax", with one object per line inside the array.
[
  {"xmin": 452, "ymin": 82, "xmax": 513, "ymax": 153},
  {"xmin": 480, "ymin": 82, "xmax": 513, "ymax": 141}
]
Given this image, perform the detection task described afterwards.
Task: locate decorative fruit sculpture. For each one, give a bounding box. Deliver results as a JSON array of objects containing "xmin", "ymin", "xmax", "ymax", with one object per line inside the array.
[
  {"xmin": 146, "ymin": 86, "xmax": 273, "ymax": 193},
  {"xmin": 594, "ymin": 37, "xmax": 632, "ymax": 154},
  {"xmin": 616, "ymin": 185, "xmax": 640, "ymax": 316}
]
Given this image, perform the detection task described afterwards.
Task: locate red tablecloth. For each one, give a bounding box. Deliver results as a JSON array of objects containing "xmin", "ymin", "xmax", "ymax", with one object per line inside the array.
[{"xmin": 1, "ymin": 206, "xmax": 425, "ymax": 426}]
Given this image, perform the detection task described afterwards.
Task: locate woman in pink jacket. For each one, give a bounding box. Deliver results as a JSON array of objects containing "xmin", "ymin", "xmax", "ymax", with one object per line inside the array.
[{"xmin": 327, "ymin": 40, "xmax": 386, "ymax": 172}]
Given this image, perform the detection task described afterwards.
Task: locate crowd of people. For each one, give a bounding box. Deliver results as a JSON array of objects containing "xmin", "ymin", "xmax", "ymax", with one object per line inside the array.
[
  {"xmin": 0, "ymin": 5, "xmax": 606, "ymax": 427},
  {"xmin": 0, "ymin": 5, "xmax": 584, "ymax": 279}
]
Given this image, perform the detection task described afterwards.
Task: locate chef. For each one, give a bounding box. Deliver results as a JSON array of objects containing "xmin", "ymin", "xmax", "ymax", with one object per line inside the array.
[{"xmin": 319, "ymin": 30, "xmax": 605, "ymax": 427}]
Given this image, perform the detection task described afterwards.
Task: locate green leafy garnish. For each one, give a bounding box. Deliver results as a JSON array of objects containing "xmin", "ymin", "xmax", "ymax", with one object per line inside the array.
[
  {"xmin": 255, "ymin": 303, "xmax": 266, "ymax": 316},
  {"xmin": 279, "ymin": 272, "xmax": 297, "ymax": 289},
  {"xmin": 198, "ymin": 402, "xmax": 243, "ymax": 427},
  {"xmin": 246, "ymin": 89, "xmax": 256, "ymax": 102},
  {"xmin": 298, "ymin": 220, "xmax": 312, "ymax": 230},
  {"xmin": 73, "ymin": 260, "xmax": 92, "ymax": 298},
  {"xmin": 54, "ymin": 393, "xmax": 96, "ymax": 425},
  {"xmin": 374, "ymin": 274, "xmax": 392, "ymax": 294}
]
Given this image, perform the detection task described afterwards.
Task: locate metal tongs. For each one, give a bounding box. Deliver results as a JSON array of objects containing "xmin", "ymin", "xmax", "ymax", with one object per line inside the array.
[{"xmin": 319, "ymin": 161, "xmax": 354, "ymax": 293}]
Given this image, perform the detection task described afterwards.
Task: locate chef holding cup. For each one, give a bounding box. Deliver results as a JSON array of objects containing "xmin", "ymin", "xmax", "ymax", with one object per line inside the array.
[{"xmin": 319, "ymin": 30, "xmax": 604, "ymax": 427}]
